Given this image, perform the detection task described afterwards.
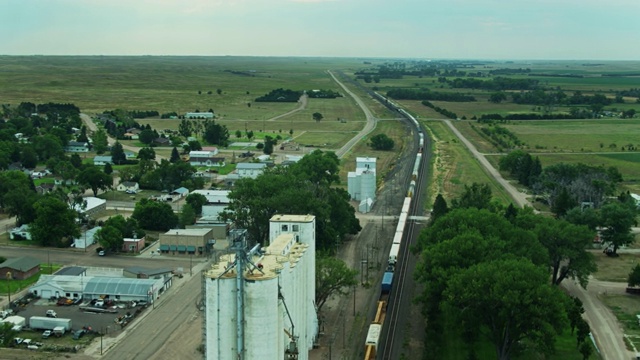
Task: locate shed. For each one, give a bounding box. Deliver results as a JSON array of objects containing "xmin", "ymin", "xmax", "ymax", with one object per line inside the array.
[
  {"xmin": 55, "ymin": 266, "xmax": 87, "ymax": 276},
  {"xmin": 83, "ymin": 277, "xmax": 163, "ymax": 302},
  {"xmin": 123, "ymin": 267, "xmax": 173, "ymax": 280},
  {"xmin": 171, "ymin": 187, "xmax": 189, "ymax": 198},
  {"xmin": 0, "ymin": 257, "xmax": 41, "ymax": 280}
]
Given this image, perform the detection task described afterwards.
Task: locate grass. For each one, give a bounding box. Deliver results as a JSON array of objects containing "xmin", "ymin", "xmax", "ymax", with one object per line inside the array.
[
  {"xmin": 592, "ymin": 251, "xmax": 640, "ymax": 282},
  {"xmin": 421, "ymin": 119, "xmax": 514, "ymax": 207}
]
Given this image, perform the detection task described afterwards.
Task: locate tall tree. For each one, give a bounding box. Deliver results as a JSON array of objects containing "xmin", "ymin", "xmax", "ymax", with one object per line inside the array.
[
  {"xmin": 132, "ymin": 198, "xmax": 178, "ymax": 231},
  {"xmin": 429, "ymin": 193, "xmax": 449, "ymax": 225},
  {"xmin": 139, "ymin": 129, "xmax": 157, "ymax": 145},
  {"xmin": 95, "ymin": 226, "xmax": 123, "ymax": 252},
  {"xmin": 444, "ymin": 259, "xmax": 568, "ymax": 360},
  {"xmin": 111, "ymin": 142, "xmax": 126, "ymax": 165},
  {"xmin": 369, "ymin": 134, "xmax": 395, "ymax": 150},
  {"xmin": 185, "ymin": 193, "xmax": 207, "ymax": 216},
  {"xmin": 312, "ymin": 112, "xmax": 323, "ymax": 122},
  {"xmin": 137, "ymin": 147, "xmax": 156, "ymax": 161},
  {"xmin": 77, "ymin": 166, "xmax": 113, "ymax": 197},
  {"xmin": 599, "ymin": 201, "xmax": 636, "ymax": 254},
  {"xmin": 170, "ymin": 147, "xmax": 181, "ymax": 163},
  {"xmin": 315, "ymin": 254, "xmax": 358, "ymax": 313},
  {"xmin": 30, "ymin": 195, "xmax": 80, "ymax": 247},
  {"xmin": 451, "ymin": 182, "xmax": 494, "ymax": 211},
  {"xmin": 92, "ymin": 128, "xmax": 109, "ymax": 154},
  {"xmin": 628, "ymin": 264, "xmax": 640, "ymax": 287},
  {"xmin": 532, "ymin": 217, "xmax": 597, "ymax": 287},
  {"xmin": 179, "ymin": 203, "xmax": 197, "ymax": 228}
]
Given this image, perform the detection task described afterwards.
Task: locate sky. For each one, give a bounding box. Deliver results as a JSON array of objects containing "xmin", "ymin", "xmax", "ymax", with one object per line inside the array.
[{"xmin": 1, "ymin": 0, "xmax": 639, "ymax": 60}]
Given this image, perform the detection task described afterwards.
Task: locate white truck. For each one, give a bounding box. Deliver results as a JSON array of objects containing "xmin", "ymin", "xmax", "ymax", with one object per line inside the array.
[{"xmin": 29, "ymin": 316, "xmax": 72, "ymax": 331}]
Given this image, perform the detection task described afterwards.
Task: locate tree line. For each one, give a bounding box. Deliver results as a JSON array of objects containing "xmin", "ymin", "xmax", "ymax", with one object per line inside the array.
[
  {"xmin": 386, "ymin": 88, "xmax": 476, "ymax": 102},
  {"xmin": 417, "ymin": 183, "xmax": 614, "ymax": 359},
  {"xmin": 254, "ymin": 88, "xmax": 302, "ymax": 102}
]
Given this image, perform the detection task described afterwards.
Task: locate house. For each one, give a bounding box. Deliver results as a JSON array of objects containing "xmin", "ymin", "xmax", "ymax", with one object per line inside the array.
[
  {"xmin": 65, "ymin": 141, "xmax": 89, "ymax": 153},
  {"xmin": 117, "ymin": 181, "xmax": 140, "ymax": 193},
  {"xmin": 122, "ymin": 237, "xmax": 146, "ymax": 253},
  {"xmin": 93, "ymin": 156, "xmax": 113, "ymax": 166},
  {"xmin": 0, "ymin": 257, "xmax": 41, "ymax": 280},
  {"xmin": 171, "ymin": 187, "xmax": 189, "ymax": 199},
  {"xmin": 153, "ymin": 137, "xmax": 171, "ymax": 146},
  {"xmin": 9, "ymin": 225, "xmax": 32, "ymax": 240},
  {"xmin": 235, "ymin": 162, "xmax": 268, "ymax": 179},
  {"xmin": 185, "ymin": 112, "xmax": 214, "ymax": 119},
  {"xmin": 124, "ymin": 151, "xmax": 136, "ymax": 159},
  {"xmin": 201, "ymin": 146, "xmax": 219, "ymax": 154},
  {"xmin": 190, "ymin": 189, "xmax": 230, "ymax": 219},
  {"xmin": 35, "ymin": 182, "xmax": 55, "ymax": 195},
  {"xmin": 189, "ymin": 150, "xmax": 226, "ymax": 167}
]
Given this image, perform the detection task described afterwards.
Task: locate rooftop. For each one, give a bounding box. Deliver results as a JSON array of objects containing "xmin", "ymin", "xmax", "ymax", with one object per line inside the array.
[
  {"xmin": 0, "ymin": 256, "xmax": 41, "ymax": 271},
  {"xmin": 270, "ymin": 214, "xmax": 315, "ymax": 223},
  {"xmin": 162, "ymin": 228, "xmax": 212, "ymax": 236}
]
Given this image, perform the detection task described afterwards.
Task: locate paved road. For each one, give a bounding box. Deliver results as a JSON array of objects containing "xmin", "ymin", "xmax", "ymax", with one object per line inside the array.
[{"xmin": 328, "ymin": 70, "xmax": 378, "ymax": 159}]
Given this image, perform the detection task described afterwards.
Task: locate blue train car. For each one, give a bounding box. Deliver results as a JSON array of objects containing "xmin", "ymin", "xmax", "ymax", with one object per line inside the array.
[{"xmin": 381, "ymin": 272, "xmax": 394, "ymax": 294}]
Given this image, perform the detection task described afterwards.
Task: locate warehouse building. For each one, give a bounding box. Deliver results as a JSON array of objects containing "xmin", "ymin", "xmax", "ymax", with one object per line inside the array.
[
  {"xmin": 158, "ymin": 228, "xmax": 215, "ymax": 257},
  {"xmin": 204, "ymin": 215, "xmax": 318, "ymax": 360}
]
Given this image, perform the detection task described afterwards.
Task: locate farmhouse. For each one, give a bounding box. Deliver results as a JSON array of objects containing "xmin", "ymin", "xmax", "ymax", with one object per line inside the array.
[{"xmin": 235, "ymin": 162, "xmax": 267, "ymax": 179}]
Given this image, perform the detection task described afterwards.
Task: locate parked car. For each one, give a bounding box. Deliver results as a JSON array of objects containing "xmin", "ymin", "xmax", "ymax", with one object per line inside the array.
[
  {"xmin": 42, "ymin": 330, "xmax": 52, "ymax": 339},
  {"xmin": 72, "ymin": 329, "xmax": 86, "ymax": 340},
  {"xmin": 98, "ymin": 250, "xmax": 105, "ymax": 256},
  {"xmin": 45, "ymin": 310, "xmax": 57, "ymax": 318}
]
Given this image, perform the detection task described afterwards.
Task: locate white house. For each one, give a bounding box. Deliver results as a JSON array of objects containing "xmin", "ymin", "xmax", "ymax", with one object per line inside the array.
[
  {"xmin": 235, "ymin": 162, "xmax": 267, "ymax": 179},
  {"xmin": 93, "ymin": 156, "xmax": 113, "ymax": 166},
  {"xmin": 66, "ymin": 141, "xmax": 89, "ymax": 153},
  {"xmin": 191, "ymin": 189, "xmax": 230, "ymax": 218},
  {"xmin": 117, "ymin": 181, "xmax": 139, "ymax": 193},
  {"xmin": 189, "ymin": 150, "xmax": 225, "ymax": 167}
]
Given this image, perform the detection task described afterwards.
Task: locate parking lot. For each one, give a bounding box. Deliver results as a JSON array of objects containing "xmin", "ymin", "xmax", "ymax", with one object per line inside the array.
[{"xmin": 14, "ymin": 296, "xmax": 149, "ymax": 337}]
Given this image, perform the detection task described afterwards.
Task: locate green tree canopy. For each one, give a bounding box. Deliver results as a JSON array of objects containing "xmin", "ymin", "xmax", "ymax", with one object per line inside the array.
[
  {"xmin": 92, "ymin": 128, "xmax": 109, "ymax": 154},
  {"xmin": 30, "ymin": 195, "xmax": 80, "ymax": 247},
  {"xmin": 628, "ymin": 264, "xmax": 640, "ymax": 287},
  {"xmin": 312, "ymin": 112, "xmax": 323, "ymax": 122},
  {"xmin": 111, "ymin": 142, "xmax": 126, "ymax": 165},
  {"xmin": 95, "ymin": 225, "xmax": 123, "ymax": 252},
  {"xmin": 77, "ymin": 165, "xmax": 113, "ymax": 197},
  {"xmin": 599, "ymin": 201, "xmax": 636, "ymax": 254},
  {"xmin": 132, "ymin": 198, "xmax": 178, "ymax": 231},
  {"xmin": 315, "ymin": 254, "xmax": 358, "ymax": 313},
  {"xmin": 185, "ymin": 193, "xmax": 207, "ymax": 216},
  {"xmin": 179, "ymin": 203, "xmax": 197, "ymax": 228},
  {"xmin": 369, "ymin": 133, "xmax": 395, "ymax": 150},
  {"xmin": 137, "ymin": 147, "xmax": 156, "ymax": 161}
]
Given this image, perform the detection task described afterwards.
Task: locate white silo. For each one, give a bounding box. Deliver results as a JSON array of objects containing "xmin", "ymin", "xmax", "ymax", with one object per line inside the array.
[
  {"xmin": 244, "ymin": 278, "xmax": 279, "ymax": 360},
  {"xmin": 360, "ymin": 169, "xmax": 376, "ymax": 202}
]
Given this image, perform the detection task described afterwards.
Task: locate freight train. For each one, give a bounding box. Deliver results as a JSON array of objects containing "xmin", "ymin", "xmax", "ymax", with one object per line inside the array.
[{"xmin": 364, "ymin": 93, "xmax": 426, "ymax": 359}]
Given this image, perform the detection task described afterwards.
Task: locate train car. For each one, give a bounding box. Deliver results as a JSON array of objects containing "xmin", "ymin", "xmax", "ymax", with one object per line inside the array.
[
  {"xmin": 402, "ymin": 197, "xmax": 412, "ymax": 214},
  {"xmin": 407, "ymin": 180, "xmax": 416, "ymax": 197},
  {"xmin": 412, "ymin": 153, "xmax": 422, "ymax": 180},
  {"xmin": 381, "ymin": 272, "xmax": 394, "ymax": 293},
  {"xmin": 388, "ymin": 243, "xmax": 400, "ymax": 266}
]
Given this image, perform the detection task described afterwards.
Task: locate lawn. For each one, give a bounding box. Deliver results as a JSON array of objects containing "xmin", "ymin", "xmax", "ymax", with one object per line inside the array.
[
  {"xmin": 600, "ymin": 294, "xmax": 640, "ymax": 352},
  {"xmin": 592, "ymin": 251, "xmax": 640, "ymax": 283}
]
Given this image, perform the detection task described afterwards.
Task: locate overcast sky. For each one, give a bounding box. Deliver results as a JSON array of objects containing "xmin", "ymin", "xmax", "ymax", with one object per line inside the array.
[{"xmin": 2, "ymin": 0, "xmax": 639, "ymax": 60}]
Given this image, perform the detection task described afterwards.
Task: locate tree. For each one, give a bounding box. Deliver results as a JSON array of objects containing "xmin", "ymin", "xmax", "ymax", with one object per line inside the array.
[
  {"xmin": 0, "ymin": 170, "xmax": 39, "ymax": 225},
  {"xmin": 95, "ymin": 226, "xmax": 123, "ymax": 252},
  {"xmin": 531, "ymin": 217, "xmax": 596, "ymax": 287},
  {"xmin": 263, "ymin": 136, "xmax": 275, "ymax": 155},
  {"xmin": 246, "ymin": 130, "xmax": 254, "ymax": 141},
  {"xmin": 30, "ymin": 195, "xmax": 80, "ymax": 247},
  {"xmin": 93, "ymin": 128, "xmax": 109, "ymax": 154},
  {"xmin": 179, "ymin": 203, "xmax": 197, "ymax": 228},
  {"xmin": 185, "ymin": 193, "xmax": 207, "ymax": 216},
  {"xmin": 451, "ymin": 182, "xmax": 494, "ymax": 211},
  {"xmin": 203, "ymin": 120, "xmax": 229, "ymax": 146},
  {"xmin": 0, "ymin": 322, "xmax": 19, "ymax": 347},
  {"xmin": 170, "ymin": 147, "xmax": 181, "ymax": 163},
  {"xmin": 629, "ymin": 264, "xmax": 640, "ymax": 287},
  {"xmin": 132, "ymin": 198, "xmax": 178, "ymax": 231},
  {"xmin": 315, "ymin": 255, "xmax": 358, "ymax": 313},
  {"xmin": 77, "ymin": 166, "xmax": 113, "ymax": 197},
  {"xmin": 217, "ymin": 89, "xmax": 222, "ymax": 95},
  {"xmin": 599, "ymin": 201, "xmax": 636, "ymax": 254},
  {"xmin": 369, "ymin": 134, "xmax": 394, "ymax": 151},
  {"xmin": 429, "ymin": 194, "xmax": 449, "ymax": 225},
  {"xmin": 111, "ymin": 142, "xmax": 126, "ymax": 165},
  {"xmin": 138, "ymin": 129, "xmax": 157, "ymax": 145},
  {"xmin": 489, "ymin": 91, "xmax": 508, "ymax": 103},
  {"xmin": 178, "ymin": 119, "xmax": 193, "ymax": 138},
  {"xmin": 188, "ymin": 140, "xmax": 202, "ymax": 151},
  {"xmin": 137, "ymin": 147, "xmax": 156, "ymax": 161},
  {"xmin": 104, "ymin": 162, "xmax": 113, "ymax": 175},
  {"xmin": 312, "ymin": 112, "xmax": 323, "ymax": 122},
  {"xmin": 552, "ymin": 186, "xmax": 577, "ymax": 218},
  {"xmin": 444, "ymin": 259, "xmax": 568, "ymax": 360},
  {"xmin": 235, "ymin": 130, "xmax": 242, "ymax": 138}
]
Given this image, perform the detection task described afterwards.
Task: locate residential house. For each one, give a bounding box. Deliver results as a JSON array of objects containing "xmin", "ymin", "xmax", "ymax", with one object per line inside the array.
[
  {"xmin": 189, "ymin": 150, "xmax": 225, "ymax": 167},
  {"xmin": 35, "ymin": 183, "xmax": 55, "ymax": 195},
  {"xmin": 66, "ymin": 141, "xmax": 89, "ymax": 153},
  {"xmin": 0, "ymin": 257, "xmax": 41, "ymax": 280},
  {"xmin": 235, "ymin": 162, "xmax": 267, "ymax": 179},
  {"xmin": 117, "ymin": 181, "xmax": 139, "ymax": 193},
  {"xmin": 153, "ymin": 137, "xmax": 171, "ymax": 146},
  {"xmin": 171, "ymin": 187, "xmax": 189, "ymax": 199},
  {"xmin": 93, "ymin": 156, "xmax": 113, "ymax": 166}
]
